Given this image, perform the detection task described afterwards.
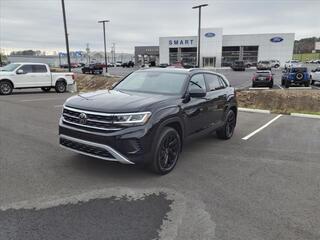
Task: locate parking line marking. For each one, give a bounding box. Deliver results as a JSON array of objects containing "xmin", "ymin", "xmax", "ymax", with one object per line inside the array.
[
  {"xmin": 242, "ymin": 114, "xmax": 282, "ymax": 140},
  {"xmin": 20, "ymin": 98, "xmax": 63, "ymax": 102}
]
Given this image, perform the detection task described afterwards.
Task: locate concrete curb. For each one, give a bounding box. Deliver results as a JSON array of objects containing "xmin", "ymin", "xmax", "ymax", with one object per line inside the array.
[
  {"xmin": 288, "ymin": 87, "xmax": 312, "ymax": 90},
  {"xmin": 290, "ymin": 113, "xmax": 320, "ymax": 119},
  {"xmin": 238, "ymin": 108, "xmax": 271, "ymax": 114}
]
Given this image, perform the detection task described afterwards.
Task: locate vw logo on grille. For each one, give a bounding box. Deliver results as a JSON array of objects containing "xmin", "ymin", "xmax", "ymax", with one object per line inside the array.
[{"xmin": 79, "ymin": 112, "xmax": 88, "ymax": 125}]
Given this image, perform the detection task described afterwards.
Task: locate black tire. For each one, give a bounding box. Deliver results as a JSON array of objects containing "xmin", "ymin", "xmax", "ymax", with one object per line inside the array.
[
  {"xmin": 0, "ymin": 80, "xmax": 13, "ymax": 95},
  {"xmin": 311, "ymin": 80, "xmax": 315, "ymax": 85},
  {"xmin": 150, "ymin": 127, "xmax": 181, "ymax": 175},
  {"xmin": 304, "ymin": 81, "xmax": 310, "ymax": 87},
  {"xmin": 274, "ymin": 64, "xmax": 280, "ymax": 68},
  {"xmin": 269, "ymin": 81, "xmax": 273, "ymax": 88},
  {"xmin": 285, "ymin": 80, "xmax": 290, "ymax": 88},
  {"xmin": 296, "ymin": 72, "xmax": 304, "ymax": 81},
  {"xmin": 41, "ymin": 87, "xmax": 51, "ymax": 92},
  {"xmin": 55, "ymin": 80, "xmax": 67, "ymax": 93},
  {"xmin": 216, "ymin": 109, "xmax": 236, "ymax": 140},
  {"xmin": 252, "ymin": 83, "xmax": 256, "ymax": 88}
]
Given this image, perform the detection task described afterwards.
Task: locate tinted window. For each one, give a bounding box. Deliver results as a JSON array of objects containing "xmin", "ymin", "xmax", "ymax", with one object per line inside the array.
[
  {"xmin": 189, "ymin": 74, "xmax": 206, "ymax": 91},
  {"xmin": 18, "ymin": 65, "xmax": 33, "ymax": 73},
  {"xmin": 115, "ymin": 71, "xmax": 187, "ymax": 95},
  {"xmin": 205, "ymin": 74, "xmax": 222, "ymax": 91},
  {"xmin": 32, "ymin": 65, "xmax": 47, "ymax": 73}
]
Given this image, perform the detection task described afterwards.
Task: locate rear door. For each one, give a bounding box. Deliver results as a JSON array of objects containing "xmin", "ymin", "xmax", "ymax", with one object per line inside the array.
[
  {"xmin": 31, "ymin": 64, "xmax": 51, "ymax": 86},
  {"xmin": 204, "ymin": 73, "xmax": 228, "ymax": 126}
]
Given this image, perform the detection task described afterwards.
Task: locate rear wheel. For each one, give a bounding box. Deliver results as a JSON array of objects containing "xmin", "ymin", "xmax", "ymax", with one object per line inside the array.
[
  {"xmin": 150, "ymin": 127, "xmax": 181, "ymax": 175},
  {"xmin": 304, "ymin": 81, "xmax": 310, "ymax": 87},
  {"xmin": 0, "ymin": 80, "xmax": 13, "ymax": 95},
  {"xmin": 269, "ymin": 81, "xmax": 274, "ymax": 88},
  {"xmin": 55, "ymin": 81, "xmax": 67, "ymax": 93},
  {"xmin": 216, "ymin": 110, "xmax": 236, "ymax": 140},
  {"xmin": 41, "ymin": 87, "xmax": 51, "ymax": 92},
  {"xmin": 285, "ymin": 80, "xmax": 290, "ymax": 88},
  {"xmin": 311, "ymin": 80, "xmax": 315, "ymax": 85}
]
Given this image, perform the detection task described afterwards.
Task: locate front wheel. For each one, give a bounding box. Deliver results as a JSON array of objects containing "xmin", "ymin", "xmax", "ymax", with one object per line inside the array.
[
  {"xmin": 150, "ymin": 127, "xmax": 181, "ymax": 175},
  {"xmin": 55, "ymin": 81, "xmax": 67, "ymax": 93},
  {"xmin": 216, "ymin": 110, "xmax": 236, "ymax": 140},
  {"xmin": 0, "ymin": 80, "xmax": 13, "ymax": 95}
]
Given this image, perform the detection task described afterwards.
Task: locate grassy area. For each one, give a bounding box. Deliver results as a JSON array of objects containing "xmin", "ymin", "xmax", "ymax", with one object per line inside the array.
[{"xmin": 293, "ymin": 53, "xmax": 320, "ymax": 62}]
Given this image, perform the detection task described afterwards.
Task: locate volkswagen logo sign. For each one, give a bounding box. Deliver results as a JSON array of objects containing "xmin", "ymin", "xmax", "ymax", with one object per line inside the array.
[
  {"xmin": 204, "ymin": 32, "xmax": 215, "ymax": 38},
  {"xmin": 79, "ymin": 112, "xmax": 87, "ymax": 125},
  {"xmin": 270, "ymin": 37, "xmax": 284, "ymax": 43}
]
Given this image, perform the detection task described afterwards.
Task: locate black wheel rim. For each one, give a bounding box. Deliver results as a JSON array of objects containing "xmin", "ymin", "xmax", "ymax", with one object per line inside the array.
[
  {"xmin": 0, "ymin": 83, "xmax": 11, "ymax": 94},
  {"xmin": 158, "ymin": 133, "xmax": 180, "ymax": 171},
  {"xmin": 57, "ymin": 82, "xmax": 66, "ymax": 92},
  {"xmin": 226, "ymin": 111, "xmax": 236, "ymax": 138}
]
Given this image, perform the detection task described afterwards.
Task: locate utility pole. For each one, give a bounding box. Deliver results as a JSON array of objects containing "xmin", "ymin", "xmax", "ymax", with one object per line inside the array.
[
  {"xmin": 61, "ymin": 0, "xmax": 71, "ymax": 72},
  {"xmin": 98, "ymin": 20, "xmax": 110, "ymax": 73},
  {"xmin": 192, "ymin": 4, "xmax": 208, "ymax": 68}
]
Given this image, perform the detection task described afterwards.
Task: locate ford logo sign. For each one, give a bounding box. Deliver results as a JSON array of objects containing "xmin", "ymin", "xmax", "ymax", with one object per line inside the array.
[
  {"xmin": 270, "ymin": 37, "xmax": 284, "ymax": 43},
  {"xmin": 205, "ymin": 32, "xmax": 215, "ymax": 38}
]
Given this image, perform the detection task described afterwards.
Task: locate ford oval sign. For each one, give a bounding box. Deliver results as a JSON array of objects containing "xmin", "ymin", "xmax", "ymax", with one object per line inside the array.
[
  {"xmin": 205, "ymin": 32, "xmax": 215, "ymax": 38},
  {"xmin": 270, "ymin": 37, "xmax": 284, "ymax": 43}
]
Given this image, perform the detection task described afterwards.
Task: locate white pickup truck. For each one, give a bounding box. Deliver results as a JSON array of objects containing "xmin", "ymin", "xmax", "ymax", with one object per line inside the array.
[{"xmin": 0, "ymin": 63, "xmax": 75, "ymax": 95}]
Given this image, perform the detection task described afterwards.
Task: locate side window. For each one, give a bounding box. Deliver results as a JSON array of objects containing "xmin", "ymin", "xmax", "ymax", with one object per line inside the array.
[
  {"xmin": 18, "ymin": 65, "xmax": 33, "ymax": 73},
  {"xmin": 205, "ymin": 74, "xmax": 223, "ymax": 91},
  {"xmin": 189, "ymin": 74, "xmax": 206, "ymax": 91},
  {"xmin": 32, "ymin": 65, "xmax": 47, "ymax": 73},
  {"xmin": 218, "ymin": 76, "xmax": 227, "ymax": 88}
]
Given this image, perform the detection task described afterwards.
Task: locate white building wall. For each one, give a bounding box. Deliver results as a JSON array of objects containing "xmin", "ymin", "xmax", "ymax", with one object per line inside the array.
[
  {"xmin": 222, "ymin": 33, "xmax": 295, "ymax": 66},
  {"xmin": 200, "ymin": 28, "xmax": 223, "ymax": 67}
]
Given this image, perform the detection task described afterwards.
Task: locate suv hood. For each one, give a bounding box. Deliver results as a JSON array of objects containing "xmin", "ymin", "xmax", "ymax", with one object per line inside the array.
[
  {"xmin": 65, "ymin": 90, "xmax": 177, "ymax": 113},
  {"xmin": 0, "ymin": 71, "xmax": 14, "ymax": 76}
]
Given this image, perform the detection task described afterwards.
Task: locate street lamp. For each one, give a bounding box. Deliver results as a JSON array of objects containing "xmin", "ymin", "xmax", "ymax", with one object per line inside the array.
[
  {"xmin": 192, "ymin": 3, "xmax": 208, "ymax": 68},
  {"xmin": 61, "ymin": 0, "xmax": 71, "ymax": 72},
  {"xmin": 98, "ymin": 20, "xmax": 110, "ymax": 73}
]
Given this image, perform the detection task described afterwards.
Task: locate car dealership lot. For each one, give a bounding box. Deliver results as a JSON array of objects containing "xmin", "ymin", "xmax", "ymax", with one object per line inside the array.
[{"xmin": 1, "ymin": 92, "xmax": 320, "ymax": 240}]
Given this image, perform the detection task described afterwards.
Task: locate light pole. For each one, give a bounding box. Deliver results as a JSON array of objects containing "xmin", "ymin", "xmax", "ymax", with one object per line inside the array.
[
  {"xmin": 192, "ymin": 4, "xmax": 208, "ymax": 68},
  {"xmin": 61, "ymin": 0, "xmax": 71, "ymax": 72},
  {"xmin": 98, "ymin": 20, "xmax": 110, "ymax": 73}
]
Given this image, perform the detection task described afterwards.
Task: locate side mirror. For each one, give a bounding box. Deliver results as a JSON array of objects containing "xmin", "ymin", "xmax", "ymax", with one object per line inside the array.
[
  {"xmin": 16, "ymin": 69, "xmax": 24, "ymax": 74},
  {"xmin": 189, "ymin": 88, "xmax": 206, "ymax": 98}
]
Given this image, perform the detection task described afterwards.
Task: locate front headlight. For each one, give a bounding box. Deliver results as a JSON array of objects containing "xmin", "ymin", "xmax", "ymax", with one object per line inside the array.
[{"xmin": 113, "ymin": 112, "xmax": 151, "ymax": 125}]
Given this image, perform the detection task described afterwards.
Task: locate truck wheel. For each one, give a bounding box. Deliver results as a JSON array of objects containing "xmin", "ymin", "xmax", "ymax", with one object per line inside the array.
[
  {"xmin": 311, "ymin": 80, "xmax": 315, "ymax": 85},
  {"xmin": 285, "ymin": 80, "xmax": 290, "ymax": 88},
  {"xmin": 150, "ymin": 127, "xmax": 181, "ymax": 175},
  {"xmin": 269, "ymin": 81, "xmax": 274, "ymax": 88},
  {"xmin": 55, "ymin": 81, "xmax": 67, "ymax": 93},
  {"xmin": 41, "ymin": 87, "xmax": 51, "ymax": 92},
  {"xmin": 0, "ymin": 80, "xmax": 13, "ymax": 95},
  {"xmin": 304, "ymin": 82, "xmax": 310, "ymax": 87},
  {"xmin": 216, "ymin": 109, "xmax": 236, "ymax": 140}
]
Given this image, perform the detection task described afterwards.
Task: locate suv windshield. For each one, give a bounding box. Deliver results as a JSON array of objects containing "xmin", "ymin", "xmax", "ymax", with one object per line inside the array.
[
  {"xmin": 0, "ymin": 63, "xmax": 21, "ymax": 72},
  {"xmin": 114, "ymin": 71, "xmax": 187, "ymax": 95}
]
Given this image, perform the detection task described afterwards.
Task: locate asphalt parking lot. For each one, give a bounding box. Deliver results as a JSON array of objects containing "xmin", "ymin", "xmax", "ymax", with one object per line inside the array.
[{"xmin": 1, "ymin": 91, "xmax": 320, "ymax": 240}]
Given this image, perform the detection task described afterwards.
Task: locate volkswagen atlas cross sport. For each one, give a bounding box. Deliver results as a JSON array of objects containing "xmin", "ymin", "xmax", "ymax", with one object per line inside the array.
[{"xmin": 59, "ymin": 68, "xmax": 237, "ymax": 174}]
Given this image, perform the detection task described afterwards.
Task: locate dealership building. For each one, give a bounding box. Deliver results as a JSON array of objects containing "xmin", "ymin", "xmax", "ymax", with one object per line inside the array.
[{"xmin": 157, "ymin": 28, "xmax": 295, "ymax": 67}]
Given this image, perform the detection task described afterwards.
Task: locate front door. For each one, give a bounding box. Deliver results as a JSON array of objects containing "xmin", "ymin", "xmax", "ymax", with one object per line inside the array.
[{"xmin": 182, "ymin": 73, "xmax": 208, "ymax": 136}]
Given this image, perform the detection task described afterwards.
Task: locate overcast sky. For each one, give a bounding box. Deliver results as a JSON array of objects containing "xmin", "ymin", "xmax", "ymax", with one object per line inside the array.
[{"xmin": 1, "ymin": 0, "xmax": 319, "ymax": 54}]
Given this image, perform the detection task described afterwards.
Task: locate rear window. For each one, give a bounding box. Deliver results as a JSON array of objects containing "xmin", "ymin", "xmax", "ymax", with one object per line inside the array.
[
  {"xmin": 292, "ymin": 68, "xmax": 307, "ymax": 73},
  {"xmin": 32, "ymin": 65, "xmax": 47, "ymax": 73},
  {"xmin": 260, "ymin": 61, "xmax": 270, "ymax": 64}
]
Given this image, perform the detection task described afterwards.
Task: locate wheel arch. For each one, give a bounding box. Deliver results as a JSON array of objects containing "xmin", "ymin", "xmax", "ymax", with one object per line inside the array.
[{"xmin": 0, "ymin": 78, "xmax": 14, "ymax": 88}]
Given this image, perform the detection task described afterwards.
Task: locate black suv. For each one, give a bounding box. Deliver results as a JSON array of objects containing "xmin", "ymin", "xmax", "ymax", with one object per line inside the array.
[{"xmin": 59, "ymin": 68, "xmax": 237, "ymax": 174}]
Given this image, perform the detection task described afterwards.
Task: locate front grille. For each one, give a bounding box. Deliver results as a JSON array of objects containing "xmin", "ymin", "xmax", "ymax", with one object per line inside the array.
[
  {"xmin": 62, "ymin": 107, "xmax": 120, "ymax": 131},
  {"xmin": 60, "ymin": 138, "xmax": 115, "ymax": 159}
]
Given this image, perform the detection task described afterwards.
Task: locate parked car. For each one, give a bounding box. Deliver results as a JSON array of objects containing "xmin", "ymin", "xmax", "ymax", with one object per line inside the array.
[
  {"xmin": 281, "ymin": 67, "xmax": 310, "ymax": 88},
  {"xmin": 59, "ymin": 68, "xmax": 237, "ymax": 174},
  {"xmin": 231, "ymin": 60, "xmax": 245, "ymax": 71},
  {"xmin": 0, "ymin": 63, "xmax": 74, "ymax": 95},
  {"xmin": 81, "ymin": 63, "xmax": 103, "ymax": 74},
  {"xmin": 310, "ymin": 67, "xmax": 320, "ymax": 85},
  {"xmin": 244, "ymin": 61, "xmax": 254, "ymax": 68},
  {"xmin": 121, "ymin": 61, "xmax": 135, "ymax": 68},
  {"xmin": 257, "ymin": 61, "xmax": 272, "ymax": 70},
  {"xmin": 115, "ymin": 61, "xmax": 122, "ymax": 67},
  {"xmin": 270, "ymin": 60, "xmax": 280, "ymax": 68},
  {"xmin": 284, "ymin": 60, "xmax": 301, "ymax": 69},
  {"xmin": 108, "ymin": 63, "xmax": 115, "ymax": 67},
  {"xmin": 252, "ymin": 70, "xmax": 274, "ymax": 88},
  {"xmin": 158, "ymin": 63, "xmax": 170, "ymax": 68}
]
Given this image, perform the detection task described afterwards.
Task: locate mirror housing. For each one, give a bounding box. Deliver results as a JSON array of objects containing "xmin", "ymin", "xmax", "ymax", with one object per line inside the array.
[
  {"xmin": 189, "ymin": 88, "xmax": 206, "ymax": 98},
  {"xmin": 16, "ymin": 69, "xmax": 24, "ymax": 74}
]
